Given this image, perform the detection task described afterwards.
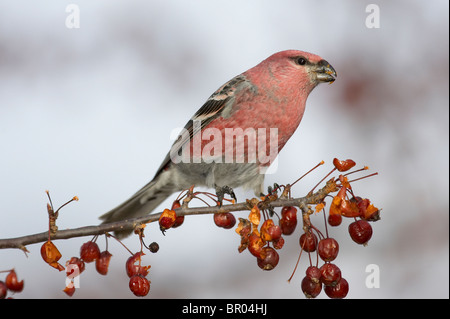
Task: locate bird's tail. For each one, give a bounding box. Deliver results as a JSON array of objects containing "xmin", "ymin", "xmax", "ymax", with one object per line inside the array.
[{"xmin": 99, "ymin": 173, "xmax": 176, "ymax": 238}]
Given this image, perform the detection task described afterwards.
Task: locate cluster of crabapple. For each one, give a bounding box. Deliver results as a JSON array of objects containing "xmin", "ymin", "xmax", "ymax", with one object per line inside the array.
[
  {"xmin": 126, "ymin": 224, "xmax": 160, "ymax": 297},
  {"xmin": 41, "ymin": 234, "xmax": 157, "ymax": 297},
  {"xmin": 39, "ymin": 193, "xmax": 112, "ymax": 296},
  {"xmin": 298, "ymin": 230, "xmax": 348, "ymax": 298},
  {"xmin": 294, "ymin": 160, "xmax": 380, "ymax": 298},
  {"xmin": 211, "ymin": 158, "xmax": 380, "ymax": 299},
  {"xmin": 213, "ymin": 191, "xmax": 300, "ymax": 271},
  {"xmin": 126, "ymin": 251, "xmax": 151, "ymax": 297},
  {"xmin": 0, "ymin": 269, "xmax": 24, "ymax": 299},
  {"xmin": 38, "ymin": 191, "xmax": 157, "ymax": 297},
  {"xmin": 65, "ymin": 239, "xmax": 113, "ymax": 296},
  {"xmin": 231, "ymin": 203, "xmax": 288, "ymax": 271},
  {"xmin": 40, "ymin": 236, "xmax": 113, "ymax": 296}
]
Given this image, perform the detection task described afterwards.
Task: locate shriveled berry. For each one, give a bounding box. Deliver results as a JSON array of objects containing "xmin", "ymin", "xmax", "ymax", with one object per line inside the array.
[
  {"xmin": 126, "ymin": 252, "xmax": 151, "ymax": 277},
  {"xmin": 159, "ymin": 209, "xmax": 177, "ymax": 230},
  {"xmin": 272, "ymin": 236, "xmax": 285, "ymax": 250},
  {"xmin": 267, "ymin": 224, "xmax": 282, "ymax": 241},
  {"xmin": 248, "ymin": 206, "xmax": 261, "ymax": 225},
  {"xmin": 149, "ymin": 242, "xmax": 159, "ymax": 253},
  {"xmin": 318, "ymin": 238, "xmax": 339, "ymax": 262},
  {"xmin": 333, "ymin": 158, "xmax": 356, "ymax": 172},
  {"xmin": 328, "ymin": 213, "xmax": 342, "ymax": 226},
  {"xmin": 280, "ymin": 206, "xmax": 297, "ymax": 235},
  {"xmin": 96, "ymin": 251, "xmax": 113, "ymax": 275},
  {"xmin": 172, "ymin": 215, "xmax": 185, "ymax": 228},
  {"xmin": 172, "ymin": 200, "xmax": 184, "ymax": 228},
  {"xmin": 320, "ymin": 263, "xmax": 341, "ymax": 287},
  {"xmin": 362, "ymin": 204, "xmax": 380, "ymax": 221},
  {"xmin": 5, "ymin": 269, "xmax": 24, "ymax": 292},
  {"xmin": 261, "ymin": 219, "xmax": 282, "ymax": 242},
  {"xmin": 171, "ymin": 199, "xmax": 181, "ymax": 210},
  {"xmin": 305, "ymin": 266, "xmax": 322, "ymax": 283},
  {"xmin": 248, "ymin": 232, "xmax": 265, "ymax": 258},
  {"xmin": 213, "ymin": 212, "xmax": 236, "ymax": 229},
  {"xmin": 353, "ymin": 197, "xmax": 380, "ymax": 221},
  {"xmin": 129, "ymin": 275, "xmax": 150, "ymax": 297},
  {"xmin": 63, "ymin": 284, "xmax": 76, "ymax": 297},
  {"xmin": 66, "ymin": 257, "xmax": 85, "ymax": 276},
  {"xmin": 340, "ymin": 199, "xmax": 360, "ymax": 218},
  {"xmin": 171, "ymin": 200, "xmax": 185, "ymax": 227},
  {"xmin": 301, "ymin": 275, "xmax": 322, "ymax": 298},
  {"xmin": 40, "ymin": 240, "xmax": 65, "ymax": 271},
  {"xmin": 0, "ymin": 281, "xmax": 8, "ymax": 299},
  {"xmin": 299, "ymin": 232, "xmax": 318, "ymax": 252},
  {"xmin": 324, "ymin": 277, "xmax": 349, "ymax": 298},
  {"xmin": 80, "ymin": 241, "xmax": 100, "ymax": 263},
  {"xmin": 349, "ymin": 220, "xmax": 373, "ymax": 245},
  {"xmin": 351, "ymin": 196, "xmax": 366, "ymax": 210},
  {"xmin": 257, "ymin": 246, "xmax": 279, "ymax": 271}
]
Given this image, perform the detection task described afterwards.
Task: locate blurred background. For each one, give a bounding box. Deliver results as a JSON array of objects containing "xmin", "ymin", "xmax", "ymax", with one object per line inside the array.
[{"xmin": 0, "ymin": 0, "xmax": 448, "ymax": 299}]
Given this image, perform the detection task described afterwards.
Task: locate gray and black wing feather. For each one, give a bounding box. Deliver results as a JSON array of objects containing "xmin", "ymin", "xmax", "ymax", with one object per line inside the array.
[{"xmin": 154, "ymin": 74, "xmax": 250, "ymax": 176}]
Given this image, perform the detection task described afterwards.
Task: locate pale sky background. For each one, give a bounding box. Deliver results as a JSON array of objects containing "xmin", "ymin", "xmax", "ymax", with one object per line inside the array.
[{"xmin": 0, "ymin": 0, "xmax": 448, "ymax": 299}]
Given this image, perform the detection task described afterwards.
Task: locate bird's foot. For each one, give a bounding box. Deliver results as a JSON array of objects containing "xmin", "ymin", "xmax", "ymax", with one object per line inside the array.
[
  {"xmin": 260, "ymin": 183, "xmax": 282, "ymax": 200},
  {"xmin": 215, "ymin": 185, "xmax": 237, "ymax": 207}
]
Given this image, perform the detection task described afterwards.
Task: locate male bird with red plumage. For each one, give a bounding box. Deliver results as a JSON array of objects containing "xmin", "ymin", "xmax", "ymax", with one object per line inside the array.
[{"xmin": 100, "ymin": 50, "xmax": 336, "ymax": 237}]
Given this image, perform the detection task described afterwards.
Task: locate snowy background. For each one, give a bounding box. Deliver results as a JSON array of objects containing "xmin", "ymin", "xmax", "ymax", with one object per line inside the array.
[{"xmin": 0, "ymin": 0, "xmax": 448, "ymax": 298}]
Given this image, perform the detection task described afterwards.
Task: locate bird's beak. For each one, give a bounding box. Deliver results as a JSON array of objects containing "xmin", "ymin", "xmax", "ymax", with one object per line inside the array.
[{"xmin": 313, "ymin": 59, "xmax": 337, "ymax": 84}]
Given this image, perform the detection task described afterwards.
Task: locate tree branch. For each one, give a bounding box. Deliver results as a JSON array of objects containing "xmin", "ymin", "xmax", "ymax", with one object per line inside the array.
[{"xmin": 0, "ymin": 179, "xmax": 338, "ymax": 251}]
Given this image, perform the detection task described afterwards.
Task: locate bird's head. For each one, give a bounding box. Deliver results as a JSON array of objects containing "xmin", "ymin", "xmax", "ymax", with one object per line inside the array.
[{"xmin": 247, "ymin": 50, "xmax": 337, "ymax": 96}]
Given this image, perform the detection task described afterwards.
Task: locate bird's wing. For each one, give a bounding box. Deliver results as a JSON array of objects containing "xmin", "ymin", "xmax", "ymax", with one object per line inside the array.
[{"xmin": 153, "ymin": 74, "xmax": 255, "ymax": 176}]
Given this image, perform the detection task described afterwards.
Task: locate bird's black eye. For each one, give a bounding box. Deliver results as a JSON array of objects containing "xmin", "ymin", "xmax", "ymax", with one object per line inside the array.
[{"xmin": 296, "ymin": 57, "xmax": 307, "ymax": 65}]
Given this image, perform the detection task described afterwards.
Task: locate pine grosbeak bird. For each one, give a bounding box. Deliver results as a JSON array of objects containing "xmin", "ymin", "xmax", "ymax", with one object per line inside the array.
[{"xmin": 100, "ymin": 50, "xmax": 336, "ymax": 237}]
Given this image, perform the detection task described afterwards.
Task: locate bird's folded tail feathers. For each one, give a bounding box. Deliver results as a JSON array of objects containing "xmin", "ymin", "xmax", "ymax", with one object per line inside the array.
[{"xmin": 99, "ymin": 175, "xmax": 175, "ymax": 238}]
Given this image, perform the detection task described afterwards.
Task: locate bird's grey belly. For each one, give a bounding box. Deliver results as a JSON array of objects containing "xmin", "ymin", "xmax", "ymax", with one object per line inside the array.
[{"xmin": 172, "ymin": 162, "xmax": 264, "ymax": 195}]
